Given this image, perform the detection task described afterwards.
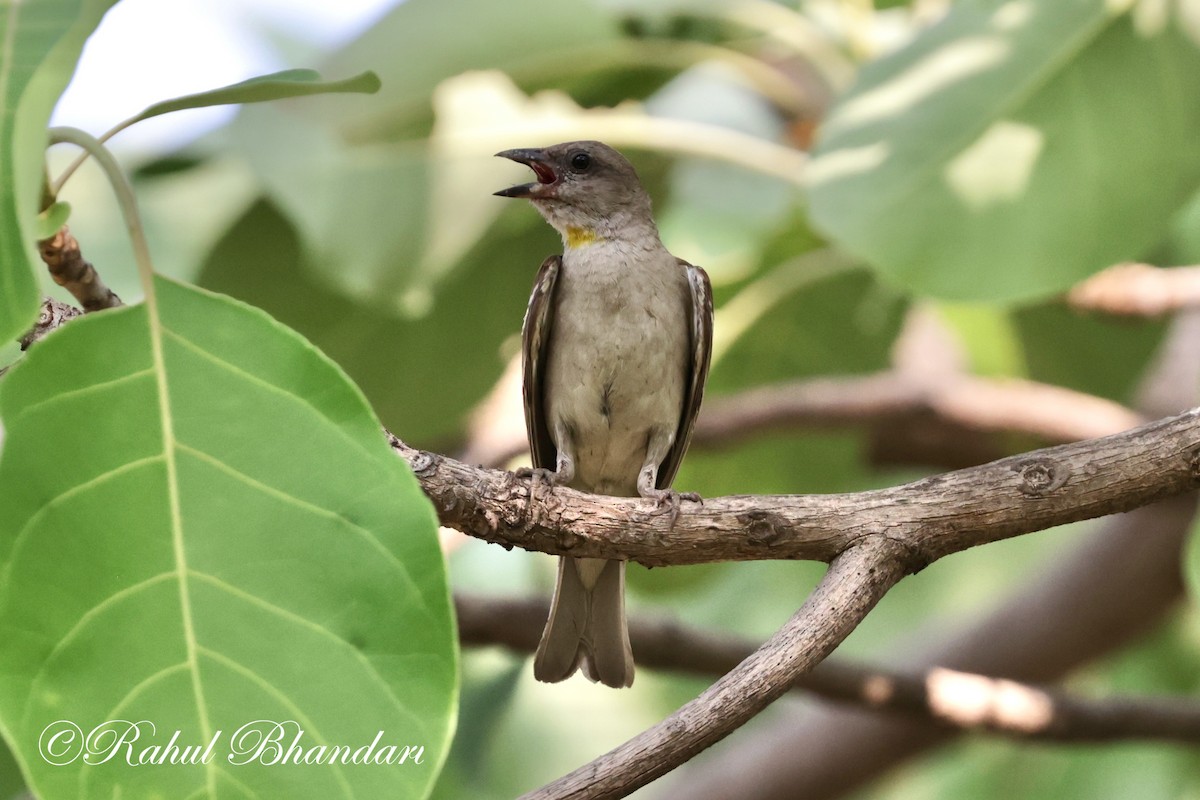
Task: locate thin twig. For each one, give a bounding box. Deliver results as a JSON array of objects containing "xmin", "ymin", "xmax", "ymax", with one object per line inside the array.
[
  {"xmin": 46, "ymin": 128, "xmax": 155, "ymax": 294},
  {"xmin": 36, "ymin": 227, "xmax": 122, "ymax": 312},
  {"xmin": 18, "ymin": 298, "xmax": 82, "ymax": 350},
  {"xmin": 456, "ymin": 594, "xmax": 1200, "ymax": 744}
]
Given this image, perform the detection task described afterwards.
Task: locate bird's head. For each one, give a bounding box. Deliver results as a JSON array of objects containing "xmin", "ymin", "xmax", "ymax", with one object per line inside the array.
[{"xmin": 494, "ymin": 140, "xmax": 655, "ymax": 245}]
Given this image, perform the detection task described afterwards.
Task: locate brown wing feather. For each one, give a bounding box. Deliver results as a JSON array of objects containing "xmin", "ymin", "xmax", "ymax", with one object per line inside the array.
[
  {"xmin": 657, "ymin": 259, "xmax": 714, "ymax": 490},
  {"xmin": 522, "ymin": 255, "xmax": 562, "ymax": 471}
]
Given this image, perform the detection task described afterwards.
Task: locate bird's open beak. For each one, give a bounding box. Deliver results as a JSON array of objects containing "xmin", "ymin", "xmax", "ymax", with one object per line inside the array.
[{"xmin": 494, "ymin": 148, "xmax": 558, "ymax": 199}]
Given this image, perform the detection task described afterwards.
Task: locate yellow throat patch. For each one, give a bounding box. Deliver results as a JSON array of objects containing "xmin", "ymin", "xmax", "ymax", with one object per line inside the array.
[{"xmin": 565, "ymin": 225, "xmax": 600, "ymax": 249}]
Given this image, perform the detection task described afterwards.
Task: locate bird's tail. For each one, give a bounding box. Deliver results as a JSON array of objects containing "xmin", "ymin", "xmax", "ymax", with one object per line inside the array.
[{"xmin": 534, "ymin": 557, "xmax": 634, "ymax": 688}]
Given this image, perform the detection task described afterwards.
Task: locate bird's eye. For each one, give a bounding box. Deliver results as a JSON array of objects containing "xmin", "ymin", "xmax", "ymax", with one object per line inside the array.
[{"xmin": 570, "ymin": 152, "xmax": 591, "ymax": 172}]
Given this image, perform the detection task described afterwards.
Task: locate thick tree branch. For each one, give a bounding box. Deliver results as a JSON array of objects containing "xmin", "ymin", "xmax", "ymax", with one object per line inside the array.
[
  {"xmin": 675, "ymin": 494, "xmax": 1199, "ymax": 800},
  {"xmin": 392, "ymin": 407, "xmax": 1200, "ymax": 567},
  {"xmin": 518, "ymin": 540, "xmax": 910, "ymax": 800},
  {"xmin": 456, "ymin": 594, "xmax": 1200, "ymax": 744}
]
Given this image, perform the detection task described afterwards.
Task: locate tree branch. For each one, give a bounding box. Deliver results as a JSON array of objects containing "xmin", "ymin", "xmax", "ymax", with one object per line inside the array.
[
  {"xmin": 392, "ymin": 407, "xmax": 1200, "ymax": 567},
  {"xmin": 1068, "ymin": 262, "xmax": 1200, "ymax": 317},
  {"xmin": 457, "ymin": 367, "xmax": 1143, "ymax": 470},
  {"xmin": 404, "ymin": 344, "xmax": 1198, "ymax": 797},
  {"xmin": 693, "ymin": 372, "xmax": 1143, "ymax": 449},
  {"xmin": 670, "ymin": 310, "xmax": 1200, "ymax": 800},
  {"xmin": 674, "ymin": 493, "xmax": 1198, "ymax": 800},
  {"xmin": 456, "ymin": 594, "xmax": 1200, "ymax": 744},
  {"xmin": 17, "ymin": 297, "xmax": 82, "ymax": 350},
  {"xmin": 36, "ymin": 226, "xmax": 122, "ymax": 312},
  {"xmin": 14, "ymin": 239, "xmax": 1198, "ymax": 796},
  {"xmin": 518, "ymin": 540, "xmax": 910, "ymax": 800}
]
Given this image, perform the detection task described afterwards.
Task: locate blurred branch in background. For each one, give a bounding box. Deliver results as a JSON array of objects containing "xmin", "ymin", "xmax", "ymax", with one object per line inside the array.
[
  {"xmin": 460, "ymin": 298, "xmax": 1147, "ymax": 475},
  {"xmin": 459, "ymin": 364, "xmax": 1145, "ymax": 472},
  {"xmin": 455, "ymin": 594, "xmax": 1200, "ymax": 744},
  {"xmin": 1068, "ymin": 262, "xmax": 1200, "ymax": 318},
  {"xmin": 694, "ymin": 371, "xmax": 1143, "ymax": 451},
  {"xmin": 430, "ymin": 71, "xmax": 811, "ymax": 184}
]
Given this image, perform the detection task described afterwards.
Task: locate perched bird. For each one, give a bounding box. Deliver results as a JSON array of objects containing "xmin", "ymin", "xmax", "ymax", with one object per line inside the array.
[{"xmin": 495, "ymin": 141, "xmax": 713, "ymax": 688}]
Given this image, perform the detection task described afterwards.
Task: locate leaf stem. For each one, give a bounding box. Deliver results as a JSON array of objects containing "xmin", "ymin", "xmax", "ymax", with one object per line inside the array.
[
  {"xmin": 47, "ymin": 116, "xmax": 138, "ymax": 198},
  {"xmin": 47, "ymin": 126, "xmax": 156, "ymax": 296}
]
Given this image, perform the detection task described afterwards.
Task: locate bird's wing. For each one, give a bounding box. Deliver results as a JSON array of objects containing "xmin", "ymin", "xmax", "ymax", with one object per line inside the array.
[
  {"xmin": 522, "ymin": 255, "xmax": 562, "ymax": 471},
  {"xmin": 657, "ymin": 259, "xmax": 714, "ymax": 490}
]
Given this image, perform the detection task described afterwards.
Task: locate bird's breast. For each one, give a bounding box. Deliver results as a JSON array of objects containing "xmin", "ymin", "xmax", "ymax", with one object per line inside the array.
[{"xmin": 544, "ymin": 245, "xmax": 690, "ymax": 495}]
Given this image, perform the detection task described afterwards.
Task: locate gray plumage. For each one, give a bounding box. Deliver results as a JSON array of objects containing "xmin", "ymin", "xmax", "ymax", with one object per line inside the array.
[{"xmin": 496, "ymin": 141, "xmax": 713, "ymax": 688}]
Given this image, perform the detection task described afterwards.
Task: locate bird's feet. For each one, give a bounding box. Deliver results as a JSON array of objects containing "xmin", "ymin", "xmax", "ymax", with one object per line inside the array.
[
  {"xmin": 516, "ymin": 465, "xmax": 570, "ymax": 492},
  {"xmin": 638, "ymin": 487, "xmax": 702, "ymax": 529}
]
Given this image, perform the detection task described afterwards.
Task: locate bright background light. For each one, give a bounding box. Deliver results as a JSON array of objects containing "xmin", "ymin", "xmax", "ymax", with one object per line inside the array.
[{"xmin": 52, "ymin": 0, "xmax": 397, "ymax": 154}]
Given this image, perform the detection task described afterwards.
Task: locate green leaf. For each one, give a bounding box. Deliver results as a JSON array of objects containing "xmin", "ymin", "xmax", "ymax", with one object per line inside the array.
[
  {"xmin": 63, "ymin": 153, "xmax": 260, "ymax": 297},
  {"xmin": 1013, "ymin": 303, "xmax": 1166, "ymax": 403},
  {"xmin": 428, "ymin": 658, "xmax": 522, "ymax": 800},
  {"xmin": 34, "ymin": 200, "xmax": 69, "ymax": 240},
  {"xmin": 806, "ymin": 2, "xmax": 1200, "ymax": 303},
  {"xmin": 0, "ymin": 734, "xmax": 26, "ymax": 799},
  {"xmin": 319, "ymin": 0, "xmax": 621, "ymax": 138},
  {"xmin": 934, "ymin": 302, "xmax": 1026, "ymax": 378},
  {"xmin": 197, "ymin": 199, "xmax": 549, "ymax": 443},
  {"xmin": 0, "ymin": 0, "xmax": 117, "ymax": 343},
  {"xmin": 0, "ymin": 278, "xmax": 457, "ymax": 798},
  {"xmin": 127, "ymin": 69, "xmax": 381, "ymax": 127},
  {"xmin": 1183, "ymin": 514, "xmax": 1200, "ymax": 621},
  {"xmin": 711, "ymin": 266, "xmax": 907, "ymax": 392}
]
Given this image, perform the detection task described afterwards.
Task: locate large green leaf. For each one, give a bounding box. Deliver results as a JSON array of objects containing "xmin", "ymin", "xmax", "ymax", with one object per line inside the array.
[
  {"xmin": 317, "ymin": 0, "xmax": 621, "ymax": 139},
  {"xmin": 0, "ymin": 277, "xmax": 456, "ymax": 798},
  {"xmin": 0, "ymin": 0, "xmax": 116, "ymax": 342},
  {"xmin": 806, "ymin": 1, "xmax": 1200, "ymax": 302}
]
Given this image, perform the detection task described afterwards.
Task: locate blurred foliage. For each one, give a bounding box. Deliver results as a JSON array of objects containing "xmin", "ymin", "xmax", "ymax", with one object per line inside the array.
[
  {"xmin": 808, "ymin": 1, "xmax": 1200, "ymax": 302},
  {"xmin": 5, "ymin": 0, "xmax": 1200, "ymax": 798},
  {"xmin": 1014, "ymin": 304, "xmax": 1167, "ymax": 404}
]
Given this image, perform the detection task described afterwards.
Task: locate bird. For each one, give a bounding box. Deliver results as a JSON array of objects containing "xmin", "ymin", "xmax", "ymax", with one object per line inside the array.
[{"xmin": 494, "ymin": 141, "xmax": 713, "ymax": 688}]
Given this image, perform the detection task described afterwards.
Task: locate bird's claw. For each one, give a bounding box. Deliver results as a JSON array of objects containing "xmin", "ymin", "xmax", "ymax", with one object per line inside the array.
[
  {"xmin": 639, "ymin": 488, "xmax": 702, "ymax": 529},
  {"xmin": 516, "ymin": 466, "xmax": 565, "ymax": 492}
]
